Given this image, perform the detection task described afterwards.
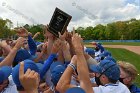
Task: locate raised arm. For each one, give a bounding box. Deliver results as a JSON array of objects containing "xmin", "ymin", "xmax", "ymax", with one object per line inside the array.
[
  {"xmin": 72, "ymin": 31, "xmax": 93, "ymax": 93},
  {"xmin": 56, "ymin": 55, "xmax": 77, "ymax": 93},
  {"xmin": 44, "ymin": 25, "xmax": 55, "ymax": 56},
  {"xmin": 19, "ymin": 62, "xmax": 39, "ymax": 93},
  {"xmin": 32, "ymin": 32, "xmax": 40, "ymax": 40},
  {"xmin": 40, "ymin": 39, "xmax": 62, "ymax": 79},
  {"xmin": 66, "ymin": 32, "xmax": 76, "ymax": 56},
  {"xmin": 28, "ymin": 35, "xmax": 37, "ymax": 55},
  {"xmin": 0, "ymin": 37, "xmax": 25, "ymax": 67}
]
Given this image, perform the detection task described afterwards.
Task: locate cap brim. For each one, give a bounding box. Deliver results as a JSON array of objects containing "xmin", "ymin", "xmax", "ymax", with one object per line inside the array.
[{"xmin": 50, "ymin": 62, "xmax": 63, "ymax": 72}]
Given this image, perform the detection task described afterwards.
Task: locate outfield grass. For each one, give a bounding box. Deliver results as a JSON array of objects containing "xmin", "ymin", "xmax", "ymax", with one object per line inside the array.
[
  {"xmin": 106, "ymin": 48, "xmax": 140, "ymax": 87},
  {"xmin": 84, "ymin": 42, "xmax": 140, "ymax": 46}
]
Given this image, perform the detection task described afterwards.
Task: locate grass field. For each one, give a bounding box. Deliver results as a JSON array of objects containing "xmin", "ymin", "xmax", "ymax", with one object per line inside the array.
[
  {"xmin": 105, "ymin": 48, "xmax": 140, "ymax": 87},
  {"xmin": 84, "ymin": 42, "xmax": 140, "ymax": 46}
]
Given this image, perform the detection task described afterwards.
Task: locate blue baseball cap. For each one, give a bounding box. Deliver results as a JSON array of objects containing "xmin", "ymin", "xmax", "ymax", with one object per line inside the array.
[
  {"xmin": 100, "ymin": 51, "xmax": 111, "ymax": 57},
  {"xmin": 12, "ymin": 59, "xmax": 39, "ymax": 89},
  {"xmin": 13, "ymin": 49, "xmax": 37, "ymax": 64},
  {"xmin": 89, "ymin": 60, "xmax": 120, "ymax": 80},
  {"xmin": 50, "ymin": 61, "xmax": 63, "ymax": 72},
  {"xmin": 50, "ymin": 62, "xmax": 65, "ymax": 86},
  {"xmin": 85, "ymin": 48, "xmax": 95, "ymax": 55},
  {"xmin": 0, "ymin": 66, "xmax": 12, "ymax": 84},
  {"xmin": 104, "ymin": 56, "xmax": 116, "ymax": 63},
  {"xmin": 14, "ymin": 49, "xmax": 32, "ymax": 63},
  {"xmin": 66, "ymin": 87, "xmax": 85, "ymax": 93}
]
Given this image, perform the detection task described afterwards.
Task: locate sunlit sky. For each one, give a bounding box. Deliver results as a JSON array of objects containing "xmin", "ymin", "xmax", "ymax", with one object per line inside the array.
[{"xmin": 0, "ymin": 0, "xmax": 140, "ymax": 30}]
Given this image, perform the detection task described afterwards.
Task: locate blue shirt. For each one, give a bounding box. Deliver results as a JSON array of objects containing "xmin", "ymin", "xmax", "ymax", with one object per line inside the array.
[
  {"xmin": 129, "ymin": 84, "xmax": 140, "ymax": 93},
  {"xmin": 40, "ymin": 54, "xmax": 57, "ymax": 79}
]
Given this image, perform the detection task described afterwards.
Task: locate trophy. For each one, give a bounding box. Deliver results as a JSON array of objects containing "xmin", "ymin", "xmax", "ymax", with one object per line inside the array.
[{"xmin": 48, "ymin": 7, "xmax": 72, "ymax": 37}]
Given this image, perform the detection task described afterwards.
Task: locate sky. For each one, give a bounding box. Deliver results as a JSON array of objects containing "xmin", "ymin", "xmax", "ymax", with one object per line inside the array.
[{"xmin": 0, "ymin": 0, "xmax": 140, "ymax": 30}]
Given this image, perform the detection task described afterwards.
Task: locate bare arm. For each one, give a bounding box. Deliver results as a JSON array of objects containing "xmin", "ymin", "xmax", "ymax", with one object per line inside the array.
[
  {"xmin": 62, "ymin": 42, "xmax": 71, "ymax": 62},
  {"xmin": 66, "ymin": 32, "xmax": 76, "ymax": 56},
  {"xmin": 56, "ymin": 56, "xmax": 77, "ymax": 93},
  {"xmin": 0, "ymin": 37, "xmax": 25, "ymax": 67},
  {"xmin": 33, "ymin": 32, "xmax": 40, "ymax": 40},
  {"xmin": 57, "ymin": 49, "xmax": 65, "ymax": 63},
  {"xmin": 44, "ymin": 25, "xmax": 55, "ymax": 56},
  {"xmin": 72, "ymin": 32, "xmax": 93, "ymax": 93},
  {"xmin": 59, "ymin": 32, "xmax": 71, "ymax": 63}
]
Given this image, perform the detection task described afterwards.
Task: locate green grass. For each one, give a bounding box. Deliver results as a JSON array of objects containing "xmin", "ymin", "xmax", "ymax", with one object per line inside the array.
[
  {"xmin": 84, "ymin": 42, "xmax": 140, "ymax": 46},
  {"xmin": 106, "ymin": 48, "xmax": 140, "ymax": 87}
]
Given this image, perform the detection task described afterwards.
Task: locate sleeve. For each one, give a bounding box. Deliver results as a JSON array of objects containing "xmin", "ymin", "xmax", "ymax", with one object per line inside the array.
[
  {"xmin": 93, "ymin": 86, "xmax": 107, "ymax": 93},
  {"xmin": 93, "ymin": 87, "xmax": 102, "ymax": 93},
  {"xmin": 28, "ymin": 35, "xmax": 37, "ymax": 55},
  {"xmin": 40, "ymin": 54, "xmax": 57, "ymax": 79}
]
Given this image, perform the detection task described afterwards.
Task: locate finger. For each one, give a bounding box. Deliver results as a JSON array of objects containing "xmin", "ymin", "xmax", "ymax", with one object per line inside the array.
[
  {"xmin": 25, "ymin": 68, "xmax": 31, "ymax": 75},
  {"xmin": 33, "ymin": 72, "xmax": 39, "ymax": 78},
  {"xmin": 73, "ymin": 27, "xmax": 75, "ymax": 35},
  {"xmin": 58, "ymin": 32, "xmax": 61, "ymax": 38},
  {"xmin": 19, "ymin": 62, "xmax": 24, "ymax": 78},
  {"xmin": 29, "ymin": 70, "xmax": 36, "ymax": 76}
]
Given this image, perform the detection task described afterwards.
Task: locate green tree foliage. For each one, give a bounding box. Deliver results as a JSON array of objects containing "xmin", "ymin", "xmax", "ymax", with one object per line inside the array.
[
  {"xmin": 0, "ymin": 18, "xmax": 14, "ymax": 39},
  {"xmin": 0, "ymin": 18, "xmax": 140, "ymax": 40},
  {"xmin": 23, "ymin": 24, "xmax": 45, "ymax": 41},
  {"xmin": 77, "ymin": 18, "xmax": 140, "ymax": 40}
]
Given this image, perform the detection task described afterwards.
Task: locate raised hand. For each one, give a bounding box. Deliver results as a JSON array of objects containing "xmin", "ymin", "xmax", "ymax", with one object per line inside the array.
[
  {"xmin": 44, "ymin": 25, "xmax": 55, "ymax": 39},
  {"xmin": 58, "ymin": 32, "xmax": 67, "ymax": 41},
  {"xmin": 66, "ymin": 32, "xmax": 72, "ymax": 43},
  {"xmin": 0, "ymin": 40, "xmax": 9, "ymax": 47},
  {"xmin": 19, "ymin": 62, "xmax": 39, "ymax": 93},
  {"xmin": 42, "ymin": 42, "xmax": 48, "ymax": 54},
  {"xmin": 72, "ymin": 28, "xmax": 83, "ymax": 54},
  {"xmin": 51, "ymin": 39, "xmax": 62, "ymax": 54},
  {"xmin": 15, "ymin": 27, "xmax": 29, "ymax": 37},
  {"xmin": 33, "ymin": 32, "xmax": 41, "ymax": 39},
  {"xmin": 14, "ymin": 37, "xmax": 26, "ymax": 50}
]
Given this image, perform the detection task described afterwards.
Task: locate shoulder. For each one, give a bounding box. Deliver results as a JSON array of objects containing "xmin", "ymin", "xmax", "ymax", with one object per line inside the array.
[
  {"xmin": 118, "ymin": 82, "xmax": 131, "ymax": 93},
  {"xmin": 130, "ymin": 84, "xmax": 140, "ymax": 93},
  {"xmin": 92, "ymin": 82, "xmax": 131, "ymax": 93}
]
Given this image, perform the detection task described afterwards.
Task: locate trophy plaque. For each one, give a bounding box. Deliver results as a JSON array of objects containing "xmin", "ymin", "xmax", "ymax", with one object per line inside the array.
[{"xmin": 48, "ymin": 7, "xmax": 72, "ymax": 37}]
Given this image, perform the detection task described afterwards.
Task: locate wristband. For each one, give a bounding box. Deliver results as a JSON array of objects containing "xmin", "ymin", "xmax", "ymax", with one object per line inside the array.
[{"xmin": 68, "ymin": 63, "xmax": 76, "ymax": 71}]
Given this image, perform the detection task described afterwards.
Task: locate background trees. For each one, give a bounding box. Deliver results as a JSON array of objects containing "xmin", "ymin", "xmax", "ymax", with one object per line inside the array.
[
  {"xmin": 76, "ymin": 18, "xmax": 140, "ymax": 40},
  {"xmin": 0, "ymin": 18, "xmax": 140, "ymax": 40}
]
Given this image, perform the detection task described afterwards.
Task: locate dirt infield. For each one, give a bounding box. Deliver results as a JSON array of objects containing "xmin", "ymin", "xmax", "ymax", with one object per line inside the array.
[{"xmin": 85, "ymin": 45, "xmax": 140, "ymax": 55}]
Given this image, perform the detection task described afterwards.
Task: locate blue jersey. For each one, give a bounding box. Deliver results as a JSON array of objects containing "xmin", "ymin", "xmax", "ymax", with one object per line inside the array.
[{"xmin": 129, "ymin": 84, "xmax": 140, "ymax": 93}]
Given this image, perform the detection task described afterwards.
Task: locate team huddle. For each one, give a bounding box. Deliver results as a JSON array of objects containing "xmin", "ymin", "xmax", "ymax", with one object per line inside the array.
[{"xmin": 0, "ymin": 27, "xmax": 139, "ymax": 93}]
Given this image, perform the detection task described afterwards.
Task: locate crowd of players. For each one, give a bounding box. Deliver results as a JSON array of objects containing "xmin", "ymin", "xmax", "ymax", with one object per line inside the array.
[{"xmin": 0, "ymin": 26, "xmax": 140, "ymax": 93}]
